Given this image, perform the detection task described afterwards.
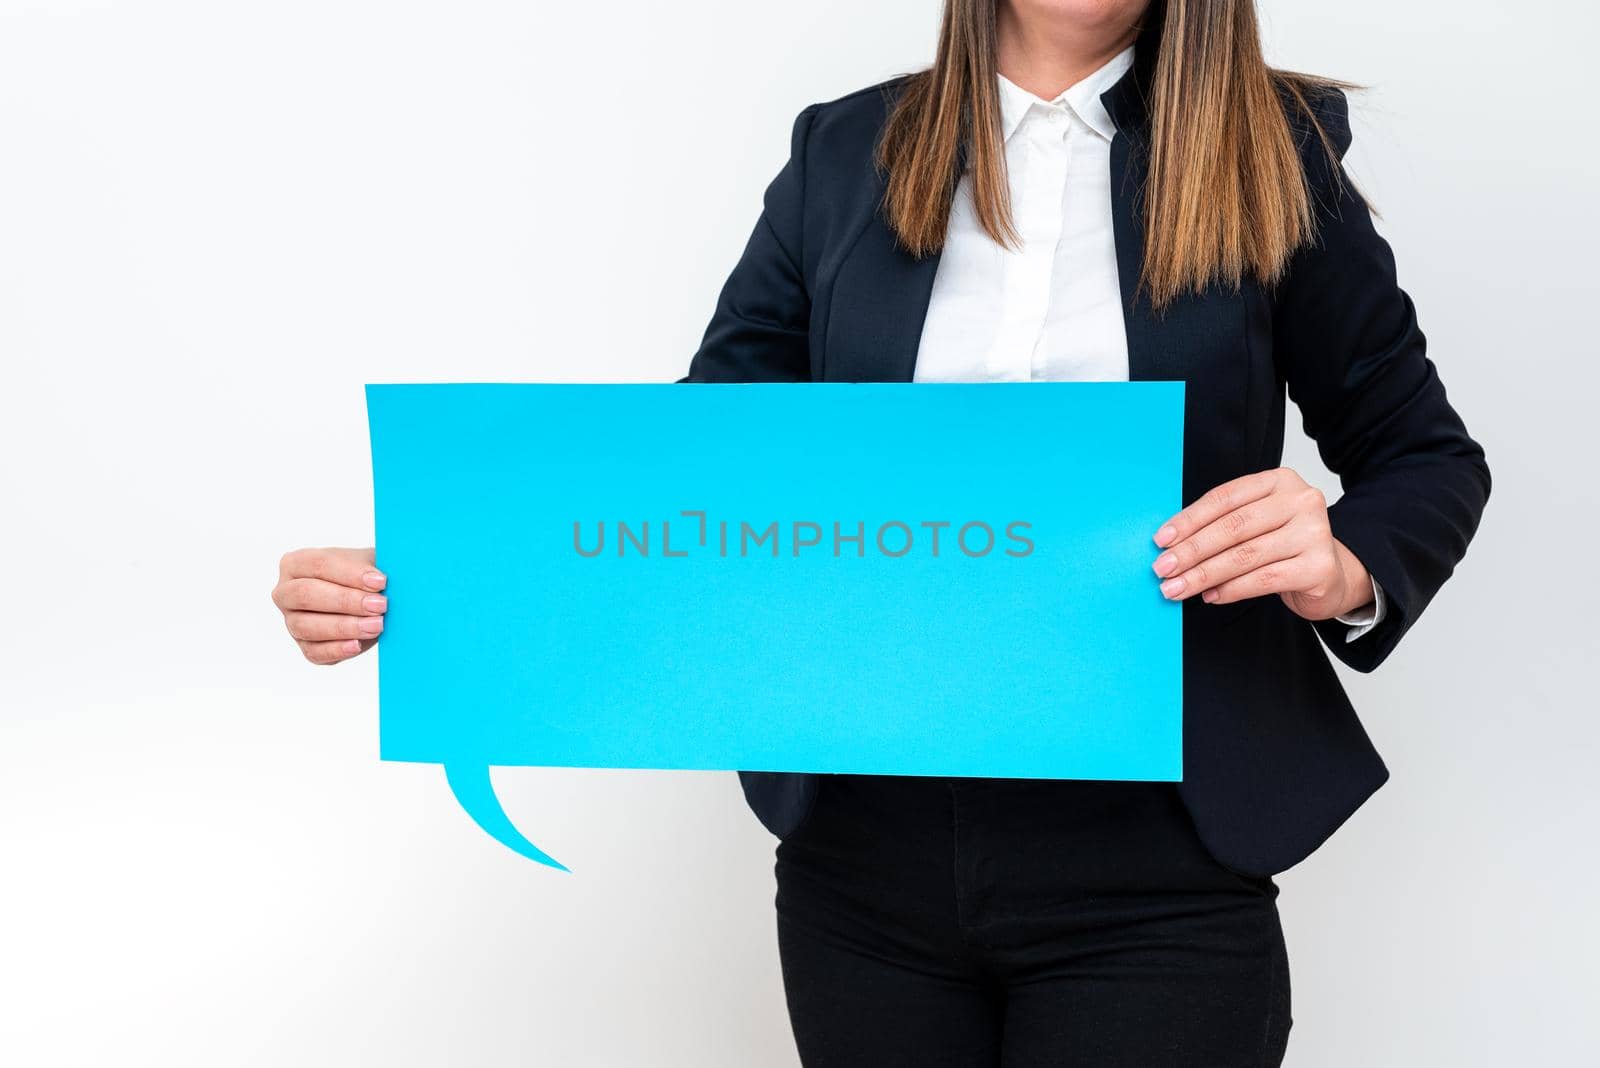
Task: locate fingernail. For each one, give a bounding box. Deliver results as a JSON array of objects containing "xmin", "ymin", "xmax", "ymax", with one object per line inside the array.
[
  {"xmin": 1152, "ymin": 552, "xmax": 1177, "ymax": 577},
  {"xmin": 1155, "ymin": 525, "xmax": 1177, "ymax": 547},
  {"xmin": 1160, "ymin": 577, "xmax": 1185, "ymax": 598},
  {"xmin": 363, "ymin": 594, "xmax": 387, "ymax": 613},
  {"xmin": 343, "ymin": 640, "xmax": 362, "ymax": 655},
  {"xmin": 1202, "ymin": 589, "xmax": 1219, "ymax": 603},
  {"xmin": 363, "ymin": 571, "xmax": 387, "ymax": 590},
  {"xmin": 358, "ymin": 616, "xmax": 385, "ymax": 637}
]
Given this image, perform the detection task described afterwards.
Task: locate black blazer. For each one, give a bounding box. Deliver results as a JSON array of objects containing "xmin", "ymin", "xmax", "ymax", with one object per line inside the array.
[{"xmin": 683, "ymin": 48, "xmax": 1490, "ymax": 877}]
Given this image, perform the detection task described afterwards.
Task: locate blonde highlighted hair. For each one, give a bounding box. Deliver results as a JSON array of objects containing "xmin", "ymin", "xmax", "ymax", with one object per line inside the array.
[{"xmin": 876, "ymin": 0, "xmax": 1350, "ymax": 308}]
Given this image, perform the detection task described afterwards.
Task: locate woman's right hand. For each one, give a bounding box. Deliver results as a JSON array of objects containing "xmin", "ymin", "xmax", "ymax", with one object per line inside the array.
[{"xmin": 272, "ymin": 547, "xmax": 387, "ymax": 664}]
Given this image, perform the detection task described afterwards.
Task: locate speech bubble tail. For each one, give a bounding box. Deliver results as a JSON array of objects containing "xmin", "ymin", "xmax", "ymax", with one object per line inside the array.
[{"xmin": 442, "ymin": 763, "xmax": 570, "ymax": 872}]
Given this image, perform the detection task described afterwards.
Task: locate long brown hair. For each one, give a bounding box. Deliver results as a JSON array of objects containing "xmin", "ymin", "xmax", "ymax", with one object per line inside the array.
[{"xmin": 877, "ymin": 0, "xmax": 1347, "ymax": 308}]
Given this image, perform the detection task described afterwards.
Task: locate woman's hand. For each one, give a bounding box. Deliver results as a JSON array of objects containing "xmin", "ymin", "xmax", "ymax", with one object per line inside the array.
[
  {"xmin": 272, "ymin": 547, "xmax": 387, "ymax": 664},
  {"xmin": 1150, "ymin": 468, "xmax": 1374, "ymax": 622}
]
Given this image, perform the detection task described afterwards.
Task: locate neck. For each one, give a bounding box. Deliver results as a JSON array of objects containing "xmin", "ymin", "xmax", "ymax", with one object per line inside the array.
[{"xmin": 994, "ymin": 6, "xmax": 1139, "ymax": 100}]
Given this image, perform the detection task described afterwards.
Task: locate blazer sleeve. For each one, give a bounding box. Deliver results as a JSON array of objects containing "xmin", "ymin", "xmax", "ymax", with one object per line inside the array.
[
  {"xmin": 1274, "ymin": 88, "xmax": 1491, "ymax": 673},
  {"xmin": 680, "ymin": 104, "xmax": 820, "ymax": 383}
]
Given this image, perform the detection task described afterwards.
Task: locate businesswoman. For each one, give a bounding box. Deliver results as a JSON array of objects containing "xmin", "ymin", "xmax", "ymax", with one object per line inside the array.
[{"xmin": 273, "ymin": 0, "xmax": 1488, "ymax": 1062}]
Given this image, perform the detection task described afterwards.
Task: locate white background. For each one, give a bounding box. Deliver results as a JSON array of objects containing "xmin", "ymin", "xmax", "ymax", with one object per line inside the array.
[{"xmin": 2, "ymin": 1, "xmax": 1596, "ymax": 1064}]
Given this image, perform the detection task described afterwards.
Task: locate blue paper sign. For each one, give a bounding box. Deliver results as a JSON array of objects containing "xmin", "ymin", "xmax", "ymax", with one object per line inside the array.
[{"xmin": 367, "ymin": 383, "xmax": 1184, "ymax": 869}]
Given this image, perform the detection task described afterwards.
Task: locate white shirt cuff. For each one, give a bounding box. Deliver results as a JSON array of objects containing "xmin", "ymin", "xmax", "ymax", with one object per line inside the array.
[{"xmin": 1334, "ymin": 576, "xmax": 1387, "ymax": 643}]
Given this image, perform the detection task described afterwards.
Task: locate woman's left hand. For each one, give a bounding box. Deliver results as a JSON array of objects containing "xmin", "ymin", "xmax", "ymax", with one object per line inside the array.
[{"xmin": 1150, "ymin": 467, "xmax": 1374, "ymax": 622}]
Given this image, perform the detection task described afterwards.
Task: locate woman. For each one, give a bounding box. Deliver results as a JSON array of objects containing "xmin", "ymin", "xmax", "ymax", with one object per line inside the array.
[{"xmin": 272, "ymin": 0, "xmax": 1489, "ymax": 1062}]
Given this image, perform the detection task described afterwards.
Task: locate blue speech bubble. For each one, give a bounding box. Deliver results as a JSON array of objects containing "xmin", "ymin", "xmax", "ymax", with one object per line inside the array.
[{"xmin": 368, "ymin": 383, "xmax": 1183, "ymax": 869}]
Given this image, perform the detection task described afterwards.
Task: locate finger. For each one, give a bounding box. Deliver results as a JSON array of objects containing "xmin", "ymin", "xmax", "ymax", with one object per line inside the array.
[
  {"xmin": 281, "ymin": 547, "xmax": 384, "ymax": 591},
  {"xmin": 296, "ymin": 638, "xmax": 373, "ymax": 665},
  {"xmin": 284, "ymin": 611, "xmax": 385, "ymax": 642},
  {"xmin": 1154, "ymin": 470, "xmax": 1286, "ymax": 548},
  {"xmin": 1158, "ymin": 527, "xmax": 1299, "ymax": 602},
  {"xmin": 273, "ymin": 577, "xmax": 387, "ymax": 616},
  {"xmin": 1152, "ymin": 493, "xmax": 1297, "ymax": 578},
  {"xmin": 1200, "ymin": 555, "xmax": 1318, "ymax": 606}
]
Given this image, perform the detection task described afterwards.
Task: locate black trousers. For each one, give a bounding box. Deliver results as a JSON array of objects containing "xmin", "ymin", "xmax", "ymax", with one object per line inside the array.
[{"xmin": 774, "ymin": 775, "xmax": 1291, "ymax": 1067}]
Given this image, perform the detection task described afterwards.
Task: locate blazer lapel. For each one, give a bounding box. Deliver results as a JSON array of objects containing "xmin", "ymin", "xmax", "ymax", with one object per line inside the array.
[
  {"xmin": 1108, "ymin": 131, "xmax": 1160, "ymax": 385},
  {"xmin": 820, "ymin": 213, "xmax": 941, "ymax": 383},
  {"xmin": 1102, "ymin": 40, "xmax": 1163, "ymax": 387}
]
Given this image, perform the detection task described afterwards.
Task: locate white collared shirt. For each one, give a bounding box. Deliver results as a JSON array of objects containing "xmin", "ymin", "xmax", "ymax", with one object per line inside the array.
[
  {"xmin": 912, "ymin": 45, "xmax": 1385, "ymax": 638},
  {"xmin": 914, "ymin": 49, "xmax": 1133, "ymax": 385}
]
